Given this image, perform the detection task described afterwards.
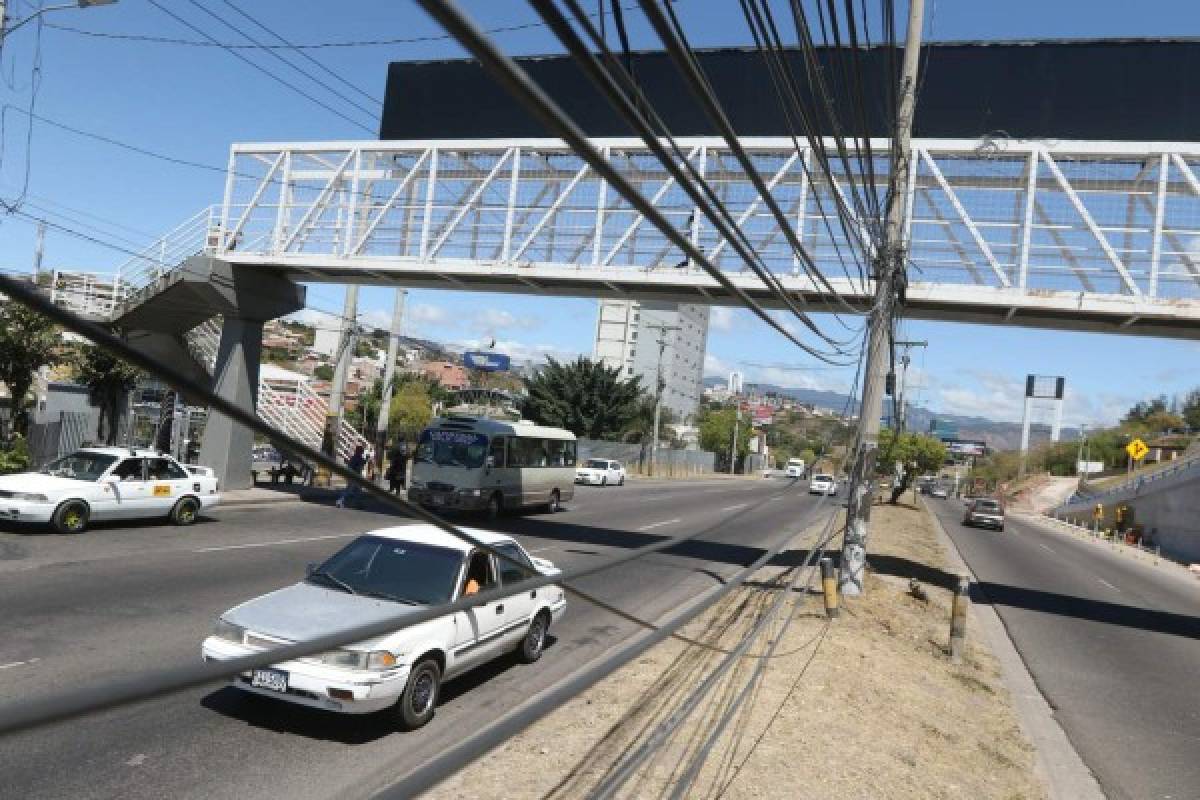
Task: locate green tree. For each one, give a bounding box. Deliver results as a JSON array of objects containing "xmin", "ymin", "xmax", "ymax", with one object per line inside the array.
[
  {"xmin": 313, "ymin": 364, "xmax": 334, "ymax": 381},
  {"xmin": 522, "ymin": 357, "xmax": 643, "ymax": 439},
  {"xmin": 388, "ymin": 382, "xmax": 433, "ymax": 442},
  {"xmin": 71, "ymin": 344, "xmax": 142, "ymax": 445},
  {"xmin": 1179, "ymin": 389, "xmax": 1200, "ymax": 431},
  {"xmin": 0, "ymin": 303, "xmax": 59, "ymax": 435},
  {"xmin": 0, "ymin": 434, "xmax": 30, "ymax": 474},
  {"xmin": 1142, "ymin": 409, "xmax": 1185, "ymax": 433},
  {"xmin": 877, "ymin": 429, "xmax": 947, "ymax": 502},
  {"xmin": 698, "ymin": 407, "xmax": 749, "ymax": 472}
]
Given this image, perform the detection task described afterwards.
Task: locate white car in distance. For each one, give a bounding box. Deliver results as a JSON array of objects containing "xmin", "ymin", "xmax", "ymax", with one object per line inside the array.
[
  {"xmin": 785, "ymin": 458, "xmax": 806, "ymax": 478},
  {"xmin": 808, "ymin": 473, "xmax": 838, "ymax": 496},
  {"xmin": 201, "ymin": 524, "xmax": 567, "ymax": 730},
  {"xmin": 575, "ymin": 458, "xmax": 626, "ymax": 486},
  {"xmin": 0, "ymin": 447, "xmax": 219, "ymax": 534}
]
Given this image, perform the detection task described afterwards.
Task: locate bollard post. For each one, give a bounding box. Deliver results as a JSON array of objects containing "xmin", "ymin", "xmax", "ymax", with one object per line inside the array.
[
  {"xmin": 820, "ymin": 558, "xmax": 839, "ymax": 618},
  {"xmin": 949, "ymin": 575, "xmax": 969, "ymax": 664}
]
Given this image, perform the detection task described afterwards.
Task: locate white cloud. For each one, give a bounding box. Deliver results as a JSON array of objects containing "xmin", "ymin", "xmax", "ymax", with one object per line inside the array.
[
  {"xmin": 409, "ymin": 303, "xmax": 451, "ymax": 327},
  {"xmin": 709, "ymin": 307, "xmax": 737, "ymax": 333},
  {"xmin": 705, "ymin": 353, "xmax": 731, "ymax": 375},
  {"xmin": 466, "ymin": 308, "xmax": 540, "ymax": 333}
]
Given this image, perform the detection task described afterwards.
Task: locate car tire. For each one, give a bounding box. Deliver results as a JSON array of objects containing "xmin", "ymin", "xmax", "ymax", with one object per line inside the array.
[
  {"xmin": 170, "ymin": 496, "xmax": 201, "ymax": 526},
  {"xmin": 397, "ymin": 657, "xmax": 441, "ymax": 731},
  {"xmin": 601, "ymin": 476, "xmax": 607, "ymax": 487},
  {"xmin": 546, "ymin": 490, "xmax": 561, "ymax": 513},
  {"xmin": 51, "ymin": 500, "xmax": 89, "ymax": 534},
  {"xmin": 486, "ymin": 492, "xmax": 503, "ymax": 521},
  {"xmin": 518, "ymin": 611, "xmax": 551, "ymax": 663},
  {"xmin": 618, "ymin": 475, "xmax": 625, "ymax": 486}
]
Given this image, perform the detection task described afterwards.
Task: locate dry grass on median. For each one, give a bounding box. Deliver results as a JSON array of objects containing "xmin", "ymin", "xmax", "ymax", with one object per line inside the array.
[{"xmin": 426, "ymin": 502, "xmax": 1043, "ymax": 800}]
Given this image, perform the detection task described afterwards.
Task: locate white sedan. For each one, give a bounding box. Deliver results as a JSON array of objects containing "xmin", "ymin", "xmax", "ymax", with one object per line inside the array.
[
  {"xmin": 575, "ymin": 458, "xmax": 626, "ymax": 486},
  {"xmin": 0, "ymin": 447, "xmax": 220, "ymax": 534},
  {"xmin": 808, "ymin": 474, "xmax": 839, "ymax": 495},
  {"xmin": 202, "ymin": 524, "xmax": 566, "ymax": 729}
]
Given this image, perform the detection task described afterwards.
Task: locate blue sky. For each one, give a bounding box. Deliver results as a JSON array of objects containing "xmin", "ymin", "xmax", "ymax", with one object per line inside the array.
[{"xmin": 1, "ymin": 0, "xmax": 1198, "ymax": 427}]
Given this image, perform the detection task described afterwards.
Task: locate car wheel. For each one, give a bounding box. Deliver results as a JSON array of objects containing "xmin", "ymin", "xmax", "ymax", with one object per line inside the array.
[
  {"xmin": 518, "ymin": 611, "xmax": 550, "ymax": 663},
  {"xmin": 51, "ymin": 500, "xmax": 89, "ymax": 534},
  {"xmin": 618, "ymin": 475, "xmax": 625, "ymax": 486},
  {"xmin": 170, "ymin": 496, "xmax": 201, "ymax": 526},
  {"xmin": 397, "ymin": 657, "xmax": 441, "ymax": 731},
  {"xmin": 546, "ymin": 490, "xmax": 561, "ymax": 513},
  {"xmin": 601, "ymin": 476, "xmax": 607, "ymax": 487},
  {"xmin": 486, "ymin": 492, "xmax": 503, "ymax": 521}
]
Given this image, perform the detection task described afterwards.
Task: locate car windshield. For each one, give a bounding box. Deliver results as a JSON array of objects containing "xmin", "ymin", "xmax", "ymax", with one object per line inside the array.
[
  {"xmin": 308, "ymin": 535, "xmax": 463, "ymax": 606},
  {"xmin": 415, "ymin": 430, "xmax": 488, "ymax": 469},
  {"xmin": 975, "ymin": 500, "xmax": 1001, "ymax": 512},
  {"xmin": 39, "ymin": 452, "xmax": 119, "ymax": 481},
  {"xmin": 585, "ymin": 459, "xmax": 609, "ymax": 469},
  {"xmin": 815, "ymin": 474, "xmax": 833, "ymax": 482}
]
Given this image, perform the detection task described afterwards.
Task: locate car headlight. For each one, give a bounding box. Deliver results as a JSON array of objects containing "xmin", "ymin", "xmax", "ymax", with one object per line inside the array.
[
  {"xmin": 317, "ymin": 649, "xmax": 398, "ymax": 670},
  {"xmin": 213, "ymin": 619, "xmax": 244, "ymax": 644},
  {"xmin": 10, "ymin": 492, "xmax": 48, "ymax": 503}
]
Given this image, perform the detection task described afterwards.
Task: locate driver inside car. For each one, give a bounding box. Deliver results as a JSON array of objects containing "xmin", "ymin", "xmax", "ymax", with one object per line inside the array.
[{"xmin": 461, "ymin": 552, "xmax": 491, "ymax": 596}]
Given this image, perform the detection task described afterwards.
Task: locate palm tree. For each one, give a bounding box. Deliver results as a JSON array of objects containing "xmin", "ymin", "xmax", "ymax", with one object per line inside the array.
[
  {"xmin": 72, "ymin": 344, "xmax": 141, "ymax": 445},
  {"xmin": 523, "ymin": 357, "xmax": 643, "ymax": 439}
]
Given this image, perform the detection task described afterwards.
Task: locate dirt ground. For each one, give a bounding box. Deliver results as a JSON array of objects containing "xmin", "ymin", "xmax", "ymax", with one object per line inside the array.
[{"xmin": 426, "ymin": 502, "xmax": 1044, "ymax": 800}]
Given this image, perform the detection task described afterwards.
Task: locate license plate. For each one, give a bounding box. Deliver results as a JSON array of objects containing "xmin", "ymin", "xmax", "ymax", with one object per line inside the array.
[{"xmin": 251, "ymin": 668, "xmax": 289, "ymax": 693}]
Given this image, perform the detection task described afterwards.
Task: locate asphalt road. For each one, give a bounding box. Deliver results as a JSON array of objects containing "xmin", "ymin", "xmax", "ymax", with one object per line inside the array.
[
  {"xmin": 928, "ymin": 498, "xmax": 1200, "ymax": 800},
  {"xmin": 0, "ymin": 477, "xmax": 830, "ymax": 800}
]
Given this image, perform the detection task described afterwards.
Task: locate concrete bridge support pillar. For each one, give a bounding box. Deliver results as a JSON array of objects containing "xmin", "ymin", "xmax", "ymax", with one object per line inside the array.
[{"xmin": 199, "ymin": 317, "xmax": 264, "ymax": 490}]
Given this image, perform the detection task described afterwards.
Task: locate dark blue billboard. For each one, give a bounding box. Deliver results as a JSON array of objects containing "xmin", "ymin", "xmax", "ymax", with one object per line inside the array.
[{"xmin": 463, "ymin": 351, "xmax": 511, "ymax": 372}]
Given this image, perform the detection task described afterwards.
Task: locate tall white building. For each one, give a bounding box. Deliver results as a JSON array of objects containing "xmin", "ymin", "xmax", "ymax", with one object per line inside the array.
[
  {"xmin": 728, "ymin": 371, "xmax": 744, "ymax": 395},
  {"xmin": 593, "ymin": 299, "xmax": 710, "ymax": 421}
]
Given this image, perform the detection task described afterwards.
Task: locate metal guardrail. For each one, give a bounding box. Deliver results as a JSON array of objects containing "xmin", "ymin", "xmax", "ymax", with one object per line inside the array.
[{"xmin": 1056, "ymin": 448, "xmax": 1200, "ymax": 511}]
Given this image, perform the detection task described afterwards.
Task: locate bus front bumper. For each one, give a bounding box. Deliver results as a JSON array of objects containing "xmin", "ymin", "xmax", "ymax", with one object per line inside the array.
[{"xmin": 408, "ymin": 488, "xmax": 491, "ymax": 511}]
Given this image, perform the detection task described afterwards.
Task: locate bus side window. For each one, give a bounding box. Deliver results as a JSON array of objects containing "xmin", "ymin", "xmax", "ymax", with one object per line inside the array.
[
  {"xmin": 508, "ymin": 437, "xmax": 529, "ymax": 468},
  {"xmin": 489, "ymin": 437, "xmax": 506, "ymax": 468}
]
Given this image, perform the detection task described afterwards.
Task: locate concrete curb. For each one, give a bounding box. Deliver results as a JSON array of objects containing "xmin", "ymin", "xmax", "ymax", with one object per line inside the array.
[{"xmin": 921, "ymin": 499, "xmax": 1105, "ymax": 800}]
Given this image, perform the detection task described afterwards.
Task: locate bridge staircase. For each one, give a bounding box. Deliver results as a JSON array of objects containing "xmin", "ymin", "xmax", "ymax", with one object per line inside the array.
[{"xmin": 46, "ymin": 206, "xmax": 369, "ymax": 463}]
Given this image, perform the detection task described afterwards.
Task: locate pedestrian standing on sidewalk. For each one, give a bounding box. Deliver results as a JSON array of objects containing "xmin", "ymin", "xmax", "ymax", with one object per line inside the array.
[
  {"xmin": 385, "ymin": 440, "xmax": 407, "ymax": 494},
  {"xmin": 336, "ymin": 444, "xmax": 368, "ymax": 509}
]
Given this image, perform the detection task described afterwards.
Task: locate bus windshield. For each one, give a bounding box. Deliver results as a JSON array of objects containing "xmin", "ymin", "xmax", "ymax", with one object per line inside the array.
[{"xmin": 415, "ymin": 429, "xmax": 489, "ymax": 469}]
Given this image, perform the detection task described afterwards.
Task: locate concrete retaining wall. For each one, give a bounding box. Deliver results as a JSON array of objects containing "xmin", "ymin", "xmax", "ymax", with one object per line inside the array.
[
  {"xmin": 577, "ymin": 439, "xmax": 716, "ymax": 477},
  {"xmin": 1054, "ymin": 458, "xmax": 1200, "ymax": 564}
]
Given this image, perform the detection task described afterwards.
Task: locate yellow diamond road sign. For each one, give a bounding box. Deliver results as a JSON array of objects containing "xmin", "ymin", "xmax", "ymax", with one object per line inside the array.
[{"xmin": 1127, "ymin": 438, "xmax": 1149, "ymax": 461}]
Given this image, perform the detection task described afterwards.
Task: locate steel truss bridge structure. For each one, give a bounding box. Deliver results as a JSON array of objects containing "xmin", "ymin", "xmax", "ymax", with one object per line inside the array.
[{"xmin": 147, "ymin": 135, "xmax": 1200, "ymax": 340}]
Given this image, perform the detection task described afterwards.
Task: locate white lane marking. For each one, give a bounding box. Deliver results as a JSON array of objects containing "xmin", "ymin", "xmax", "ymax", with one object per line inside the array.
[
  {"xmin": 1038, "ymin": 543, "xmax": 1055, "ymax": 553},
  {"xmin": 525, "ymin": 546, "xmax": 557, "ymax": 554},
  {"xmin": 125, "ymin": 754, "xmax": 148, "ymax": 767},
  {"xmin": 194, "ymin": 533, "xmax": 357, "ymax": 553},
  {"xmin": 1097, "ymin": 578, "xmax": 1121, "ymax": 592},
  {"xmin": 721, "ymin": 503, "xmax": 748, "ymax": 512},
  {"xmin": 638, "ymin": 518, "xmax": 682, "ymax": 531},
  {"xmin": 0, "ymin": 657, "xmax": 40, "ymax": 671}
]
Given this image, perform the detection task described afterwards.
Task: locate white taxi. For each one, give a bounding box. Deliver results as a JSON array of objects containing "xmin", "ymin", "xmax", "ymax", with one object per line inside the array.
[
  {"xmin": 0, "ymin": 447, "xmax": 220, "ymax": 534},
  {"xmin": 201, "ymin": 524, "xmax": 566, "ymax": 730}
]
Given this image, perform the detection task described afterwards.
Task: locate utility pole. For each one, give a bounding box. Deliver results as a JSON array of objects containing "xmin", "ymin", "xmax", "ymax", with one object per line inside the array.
[
  {"xmin": 647, "ymin": 323, "xmax": 680, "ymax": 476},
  {"xmin": 839, "ymin": 0, "xmax": 925, "ymax": 597},
  {"xmin": 730, "ymin": 408, "xmax": 740, "ymax": 475},
  {"xmin": 322, "ymin": 285, "xmax": 359, "ymax": 463},
  {"xmin": 374, "ymin": 288, "xmax": 407, "ymax": 477},
  {"xmin": 32, "ymin": 221, "xmax": 44, "ymax": 277},
  {"xmin": 893, "ymin": 339, "xmax": 927, "ymax": 433}
]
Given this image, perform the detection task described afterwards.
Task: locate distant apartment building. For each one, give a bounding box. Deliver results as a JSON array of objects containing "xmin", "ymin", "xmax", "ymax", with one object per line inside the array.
[
  {"xmin": 593, "ymin": 299, "xmax": 710, "ymax": 422},
  {"xmin": 728, "ymin": 371, "xmax": 744, "ymax": 395},
  {"xmin": 421, "ymin": 360, "xmax": 470, "ymax": 390}
]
